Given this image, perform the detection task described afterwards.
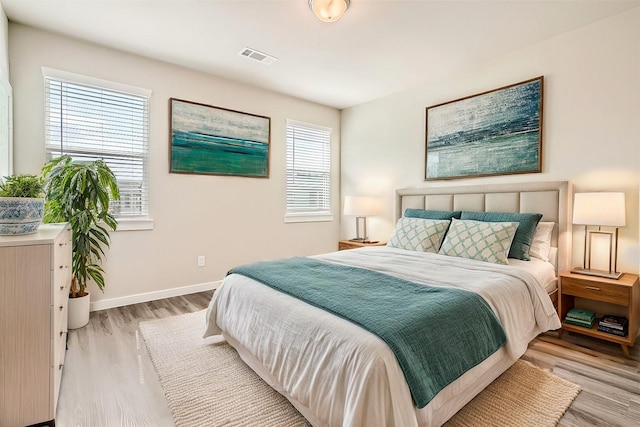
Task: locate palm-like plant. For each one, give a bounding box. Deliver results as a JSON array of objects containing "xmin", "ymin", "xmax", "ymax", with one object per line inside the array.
[{"xmin": 42, "ymin": 156, "xmax": 120, "ymax": 298}]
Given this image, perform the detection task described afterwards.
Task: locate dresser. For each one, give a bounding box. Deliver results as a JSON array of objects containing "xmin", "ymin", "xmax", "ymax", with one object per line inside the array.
[{"xmin": 0, "ymin": 223, "xmax": 72, "ymax": 427}]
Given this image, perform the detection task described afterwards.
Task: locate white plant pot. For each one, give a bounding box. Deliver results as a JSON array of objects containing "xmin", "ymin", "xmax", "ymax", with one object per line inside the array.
[{"xmin": 68, "ymin": 292, "xmax": 90, "ymax": 329}]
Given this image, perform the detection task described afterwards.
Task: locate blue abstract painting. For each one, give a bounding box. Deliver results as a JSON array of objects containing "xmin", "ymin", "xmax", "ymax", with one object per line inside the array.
[
  {"xmin": 170, "ymin": 99, "xmax": 270, "ymax": 177},
  {"xmin": 426, "ymin": 77, "xmax": 543, "ymax": 180}
]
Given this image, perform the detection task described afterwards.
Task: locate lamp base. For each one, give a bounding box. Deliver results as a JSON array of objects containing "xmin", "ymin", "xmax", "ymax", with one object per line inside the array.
[{"xmin": 571, "ymin": 267, "xmax": 623, "ymax": 280}]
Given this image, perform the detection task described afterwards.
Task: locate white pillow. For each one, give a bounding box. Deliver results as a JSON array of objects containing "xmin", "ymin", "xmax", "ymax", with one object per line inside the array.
[
  {"xmin": 387, "ymin": 217, "xmax": 450, "ymax": 253},
  {"xmin": 438, "ymin": 218, "xmax": 518, "ymax": 265},
  {"xmin": 529, "ymin": 222, "xmax": 554, "ymax": 262}
]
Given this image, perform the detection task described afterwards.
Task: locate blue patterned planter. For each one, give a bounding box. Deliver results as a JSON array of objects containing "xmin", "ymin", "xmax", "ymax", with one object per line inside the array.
[{"xmin": 0, "ymin": 197, "xmax": 45, "ymax": 235}]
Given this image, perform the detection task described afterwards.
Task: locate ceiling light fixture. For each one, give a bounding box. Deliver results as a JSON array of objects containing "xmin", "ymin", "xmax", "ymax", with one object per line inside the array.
[{"xmin": 308, "ymin": 0, "xmax": 350, "ymax": 23}]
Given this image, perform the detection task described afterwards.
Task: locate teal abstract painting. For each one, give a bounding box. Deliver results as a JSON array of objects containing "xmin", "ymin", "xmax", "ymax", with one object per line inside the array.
[
  {"xmin": 426, "ymin": 77, "xmax": 543, "ymax": 180},
  {"xmin": 170, "ymin": 98, "xmax": 270, "ymax": 177}
]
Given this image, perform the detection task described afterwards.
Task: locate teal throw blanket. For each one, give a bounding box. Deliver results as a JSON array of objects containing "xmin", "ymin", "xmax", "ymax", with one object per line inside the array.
[{"xmin": 230, "ymin": 257, "xmax": 507, "ymax": 408}]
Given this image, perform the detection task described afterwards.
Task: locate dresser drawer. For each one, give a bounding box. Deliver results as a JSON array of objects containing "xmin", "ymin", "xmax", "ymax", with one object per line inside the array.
[
  {"xmin": 53, "ymin": 330, "xmax": 67, "ymax": 371},
  {"xmin": 52, "ymin": 331, "xmax": 67, "ymax": 412},
  {"xmin": 53, "ymin": 298, "xmax": 68, "ymax": 340},
  {"xmin": 52, "ymin": 227, "xmax": 72, "ymax": 303},
  {"xmin": 562, "ymin": 277, "xmax": 630, "ymax": 306},
  {"xmin": 53, "ymin": 228, "xmax": 71, "ymax": 269},
  {"xmin": 53, "ymin": 361, "xmax": 63, "ymax": 414},
  {"xmin": 53, "ymin": 270, "xmax": 71, "ymax": 308}
]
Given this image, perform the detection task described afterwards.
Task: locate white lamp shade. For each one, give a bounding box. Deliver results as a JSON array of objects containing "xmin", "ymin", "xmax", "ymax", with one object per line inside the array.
[
  {"xmin": 573, "ymin": 192, "xmax": 626, "ymax": 226},
  {"xmin": 344, "ymin": 196, "xmax": 379, "ymax": 216},
  {"xmin": 309, "ymin": 0, "xmax": 350, "ymax": 23}
]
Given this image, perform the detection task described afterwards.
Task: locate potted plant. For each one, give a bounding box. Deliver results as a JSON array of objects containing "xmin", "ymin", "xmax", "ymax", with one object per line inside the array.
[
  {"xmin": 0, "ymin": 174, "xmax": 45, "ymax": 235},
  {"xmin": 42, "ymin": 156, "xmax": 120, "ymax": 329}
]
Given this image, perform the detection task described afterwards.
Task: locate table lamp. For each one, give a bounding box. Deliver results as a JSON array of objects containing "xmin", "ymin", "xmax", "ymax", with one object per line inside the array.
[
  {"xmin": 572, "ymin": 192, "xmax": 625, "ymax": 279},
  {"xmin": 344, "ymin": 196, "xmax": 378, "ymax": 242}
]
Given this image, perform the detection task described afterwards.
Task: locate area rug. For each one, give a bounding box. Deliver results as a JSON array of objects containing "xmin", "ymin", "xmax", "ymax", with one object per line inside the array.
[{"xmin": 139, "ymin": 310, "xmax": 580, "ymax": 427}]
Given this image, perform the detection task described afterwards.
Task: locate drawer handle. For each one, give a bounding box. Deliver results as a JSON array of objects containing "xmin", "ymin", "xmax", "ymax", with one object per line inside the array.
[
  {"xmin": 60, "ymin": 285, "xmax": 64, "ymax": 290},
  {"xmin": 59, "ymin": 306, "xmax": 64, "ymax": 311},
  {"xmin": 60, "ymin": 331, "xmax": 64, "ymax": 337},
  {"xmin": 59, "ymin": 364, "xmax": 64, "ymax": 370},
  {"xmin": 585, "ymin": 286, "xmax": 601, "ymax": 291}
]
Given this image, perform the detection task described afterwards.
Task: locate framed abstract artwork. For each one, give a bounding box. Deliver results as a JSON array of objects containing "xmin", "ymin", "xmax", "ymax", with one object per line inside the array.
[
  {"xmin": 169, "ymin": 98, "xmax": 270, "ymax": 177},
  {"xmin": 425, "ymin": 76, "xmax": 543, "ymax": 180}
]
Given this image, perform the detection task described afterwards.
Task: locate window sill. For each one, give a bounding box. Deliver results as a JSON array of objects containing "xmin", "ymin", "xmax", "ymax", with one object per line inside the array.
[
  {"xmin": 284, "ymin": 213, "xmax": 334, "ymax": 223},
  {"xmin": 115, "ymin": 217, "xmax": 154, "ymax": 231}
]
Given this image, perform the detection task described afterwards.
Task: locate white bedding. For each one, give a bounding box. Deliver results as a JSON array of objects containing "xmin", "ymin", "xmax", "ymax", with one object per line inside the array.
[
  {"xmin": 204, "ymin": 247, "xmax": 561, "ymax": 426},
  {"xmin": 507, "ymin": 257, "xmax": 557, "ymax": 293}
]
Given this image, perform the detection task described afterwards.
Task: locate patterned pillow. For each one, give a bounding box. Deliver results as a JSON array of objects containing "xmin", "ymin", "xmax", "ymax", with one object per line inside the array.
[
  {"xmin": 460, "ymin": 211, "xmax": 543, "ymax": 260},
  {"xmin": 387, "ymin": 217, "xmax": 450, "ymax": 253},
  {"xmin": 438, "ymin": 218, "xmax": 518, "ymax": 265}
]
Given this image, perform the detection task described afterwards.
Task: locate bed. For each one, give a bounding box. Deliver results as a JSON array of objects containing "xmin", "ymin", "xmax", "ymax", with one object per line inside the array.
[{"xmin": 204, "ymin": 181, "xmax": 572, "ymax": 426}]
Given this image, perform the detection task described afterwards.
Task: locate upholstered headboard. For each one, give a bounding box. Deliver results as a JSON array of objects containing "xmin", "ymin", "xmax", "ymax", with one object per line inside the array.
[{"xmin": 395, "ymin": 181, "xmax": 572, "ymax": 274}]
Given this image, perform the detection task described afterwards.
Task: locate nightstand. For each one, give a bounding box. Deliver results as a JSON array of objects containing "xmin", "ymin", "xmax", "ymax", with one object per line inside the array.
[
  {"xmin": 558, "ymin": 271, "xmax": 639, "ymax": 356},
  {"xmin": 338, "ymin": 240, "xmax": 386, "ymax": 251}
]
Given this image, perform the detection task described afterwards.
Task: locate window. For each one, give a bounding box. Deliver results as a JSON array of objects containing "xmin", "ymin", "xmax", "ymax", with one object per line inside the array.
[
  {"xmin": 43, "ymin": 68, "xmax": 151, "ymax": 227},
  {"xmin": 285, "ymin": 119, "xmax": 333, "ymax": 222}
]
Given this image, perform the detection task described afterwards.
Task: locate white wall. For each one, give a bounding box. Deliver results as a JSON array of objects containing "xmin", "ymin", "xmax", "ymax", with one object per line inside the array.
[
  {"xmin": 0, "ymin": 4, "xmax": 10, "ymax": 180},
  {"xmin": 0, "ymin": 3, "xmax": 8, "ymax": 78},
  {"xmin": 9, "ymin": 24, "xmax": 341, "ymax": 306},
  {"xmin": 341, "ymin": 8, "xmax": 640, "ymax": 274}
]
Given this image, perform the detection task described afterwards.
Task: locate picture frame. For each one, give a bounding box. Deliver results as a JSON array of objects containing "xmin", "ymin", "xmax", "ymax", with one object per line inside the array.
[
  {"xmin": 425, "ymin": 76, "xmax": 543, "ymax": 180},
  {"xmin": 169, "ymin": 98, "xmax": 270, "ymax": 177}
]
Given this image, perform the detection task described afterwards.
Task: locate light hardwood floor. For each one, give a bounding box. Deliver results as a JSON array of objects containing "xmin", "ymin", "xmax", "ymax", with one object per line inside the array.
[
  {"xmin": 55, "ymin": 292, "xmax": 639, "ymax": 427},
  {"xmin": 56, "ymin": 292, "xmax": 212, "ymax": 427}
]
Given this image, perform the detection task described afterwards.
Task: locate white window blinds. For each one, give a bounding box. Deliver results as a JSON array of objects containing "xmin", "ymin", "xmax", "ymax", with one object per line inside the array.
[
  {"xmin": 43, "ymin": 70, "xmax": 150, "ymax": 218},
  {"xmin": 286, "ymin": 120, "xmax": 332, "ymax": 218}
]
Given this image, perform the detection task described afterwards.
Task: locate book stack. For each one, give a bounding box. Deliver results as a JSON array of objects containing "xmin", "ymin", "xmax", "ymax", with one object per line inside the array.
[
  {"xmin": 597, "ymin": 315, "xmax": 629, "ymax": 337},
  {"xmin": 564, "ymin": 308, "xmax": 595, "ymax": 328}
]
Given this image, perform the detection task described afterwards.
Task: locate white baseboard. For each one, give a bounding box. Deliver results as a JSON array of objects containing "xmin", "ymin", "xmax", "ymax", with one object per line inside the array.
[{"xmin": 90, "ymin": 280, "xmax": 222, "ymax": 312}]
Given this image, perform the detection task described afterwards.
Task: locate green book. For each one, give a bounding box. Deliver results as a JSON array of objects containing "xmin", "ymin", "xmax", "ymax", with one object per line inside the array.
[
  {"xmin": 565, "ymin": 317, "xmax": 594, "ymax": 328},
  {"xmin": 566, "ymin": 308, "xmax": 595, "ymax": 322}
]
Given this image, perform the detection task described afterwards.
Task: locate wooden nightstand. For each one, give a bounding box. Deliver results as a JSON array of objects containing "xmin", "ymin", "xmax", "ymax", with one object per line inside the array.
[
  {"xmin": 338, "ymin": 240, "xmax": 386, "ymax": 251},
  {"xmin": 558, "ymin": 271, "xmax": 639, "ymax": 356}
]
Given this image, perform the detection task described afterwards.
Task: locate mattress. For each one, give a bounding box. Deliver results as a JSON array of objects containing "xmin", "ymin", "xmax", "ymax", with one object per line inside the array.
[{"xmin": 204, "ymin": 246, "xmax": 561, "ymax": 426}]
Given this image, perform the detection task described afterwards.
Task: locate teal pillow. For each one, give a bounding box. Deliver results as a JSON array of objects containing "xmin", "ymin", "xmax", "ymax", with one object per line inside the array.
[
  {"xmin": 404, "ymin": 209, "xmax": 462, "ymax": 220},
  {"xmin": 460, "ymin": 211, "xmax": 543, "ymax": 260}
]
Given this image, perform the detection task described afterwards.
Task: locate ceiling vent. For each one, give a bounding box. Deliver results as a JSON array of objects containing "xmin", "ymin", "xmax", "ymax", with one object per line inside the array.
[{"xmin": 238, "ymin": 47, "xmax": 277, "ymax": 65}]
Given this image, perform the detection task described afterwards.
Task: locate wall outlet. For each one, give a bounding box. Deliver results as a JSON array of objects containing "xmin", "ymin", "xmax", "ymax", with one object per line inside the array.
[{"xmin": 197, "ymin": 255, "xmax": 206, "ymax": 267}]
